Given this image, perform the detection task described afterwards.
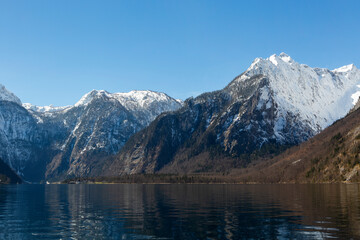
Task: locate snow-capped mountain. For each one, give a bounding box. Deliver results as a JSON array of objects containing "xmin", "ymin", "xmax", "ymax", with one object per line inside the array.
[
  {"xmin": 22, "ymin": 103, "xmax": 71, "ymax": 113},
  {"xmin": 0, "ymin": 87, "xmax": 182, "ymax": 181},
  {"xmin": 0, "ymin": 84, "xmax": 21, "ymax": 105},
  {"xmin": 236, "ymin": 53, "xmax": 360, "ymax": 133},
  {"xmin": 0, "ymin": 101, "xmax": 47, "ymax": 180},
  {"xmin": 2, "ymin": 53, "xmax": 360, "ymax": 180},
  {"xmin": 73, "ymin": 90, "xmax": 182, "ymax": 126},
  {"xmin": 106, "ymin": 53, "xmax": 360, "ymax": 175}
]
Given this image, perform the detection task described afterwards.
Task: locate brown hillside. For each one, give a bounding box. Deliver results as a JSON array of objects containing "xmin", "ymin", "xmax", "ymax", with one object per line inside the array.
[{"xmin": 235, "ymin": 107, "xmax": 360, "ymax": 183}]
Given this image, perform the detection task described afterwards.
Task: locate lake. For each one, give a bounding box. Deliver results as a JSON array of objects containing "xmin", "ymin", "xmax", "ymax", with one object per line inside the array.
[{"xmin": 0, "ymin": 184, "xmax": 359, "ymax": 239}]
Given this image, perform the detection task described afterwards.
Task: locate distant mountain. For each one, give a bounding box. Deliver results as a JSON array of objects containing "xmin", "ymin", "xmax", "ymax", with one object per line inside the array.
[
  {"xmin": 237, "ymin": 99, "xmax": 360, "ymax": 183},
  {"xmin": 0, "ymin": 87, "xmax": 181, "ymax": 181},
  {"xmin": 105, "ymin": 53, "xmax": 360, "ymax": 176},
  {"xmin": 0, "ymin": 100, "xmax": 46, "ymax": 181},
  {"xmin": 0, "ymin": 158, "xmax": 22, "ymax": 184}
]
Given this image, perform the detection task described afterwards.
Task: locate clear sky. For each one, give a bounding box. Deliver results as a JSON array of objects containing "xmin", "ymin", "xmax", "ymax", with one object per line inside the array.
[{"xmin": 1, "ymin": 0, "xmax": 360, "ymax": 106}]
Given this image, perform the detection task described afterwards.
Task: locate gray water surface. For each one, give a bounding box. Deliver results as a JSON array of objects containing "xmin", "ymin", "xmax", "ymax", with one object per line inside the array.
[{"xmin": 0, "ymin": 184, "xmax": 359, "ymax": 239}]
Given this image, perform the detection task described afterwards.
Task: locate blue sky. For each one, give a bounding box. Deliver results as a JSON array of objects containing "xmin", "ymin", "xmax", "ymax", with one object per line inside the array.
[{"xmin": 1, "ymin": 0, "xmax": 360, "ymax": 106}]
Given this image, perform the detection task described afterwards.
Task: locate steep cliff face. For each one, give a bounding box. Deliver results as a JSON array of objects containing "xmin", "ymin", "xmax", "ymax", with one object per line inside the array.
[
  {"xmin": 41, "ymin": 94, "xmax": 142, "ymax": 180},
  {"xmin": 106, "ymin": 53, "xmax": 360, "ymax": 176},
  {"xmin": 0, "ymin": 101, "xmax": 50, "ymax": 180},
  {"xmin": 0, "ymin": 158, "xmax": 22, "ymax": 184}
]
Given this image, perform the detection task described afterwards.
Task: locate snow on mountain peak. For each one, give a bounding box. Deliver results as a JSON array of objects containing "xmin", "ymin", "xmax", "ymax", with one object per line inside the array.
[
  {"xmin": 0, "ymin": 84, "xmax": 21, "ymax": 105},
  {"xmin": 238, "ymin": 53, "xmax": 360, "ymax": 133},
  {"xmin": 75, "ymin": 90, "xmax": 110, "ymax": 107},
  {"xmin": 267, "ymin": 52, "xmax": 294, "ymax": 66},
  {"xmin": 112, "ymin": 90, "xmax": 183, "ymax": 115},
  {"xmin": 333, "ymin": 64, "xmax": 356, "ymax": 73},
  {"xmin": 114, "ymin": 90, "xmax": 173, "ymax": 107},
  {"xmin": 249, "ymin": 58, "xmax": 261, "ymax": 70},
  {"xmin": 278, "ymin": 52, "xmax": 293, "ymax": 63},
  {"xmin": 23, "ymin": 103, "xmax": 71, "ymax": 113},
  {"xmin": 268, "ymin": 54, "xmax": 278, "ymax": 66},
  {"xmin": 73, "ymin": 89, "xmax": 181, "ymax": 114},
  {"xmin": 248, "ymin": 53, "xmax": 295, "ymax": 71},
  {"xmin": 25, "ymin": 88, "xmax": 181, "ymax": 120}
]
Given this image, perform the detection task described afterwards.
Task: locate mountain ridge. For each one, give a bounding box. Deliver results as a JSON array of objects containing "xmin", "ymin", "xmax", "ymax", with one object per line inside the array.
[
  {"xmin": 1, "ymin": 53, "xmax": 359, "ymax": 182},
  {"xmin": 104, "ymin": 53, "xmax": 360, "ymax": 176},
  {"xmin": 0, "ymin": 84, "xmax": 22, "ymax": 105},
  {"xmin": 1, "ymin": 87, "xmax": 182, "ymax": 181}
]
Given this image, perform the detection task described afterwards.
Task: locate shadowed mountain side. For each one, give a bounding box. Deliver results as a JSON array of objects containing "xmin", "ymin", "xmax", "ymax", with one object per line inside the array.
[
  {"xmin": 234, "ymin": 106, "xmax": 360, "ymax": 183},
  {"xmin": 102, "ymin": 54, "xmax": 360, "ymax": 178},
  {"xmin": 0, "ymin": 158, "xmax": 22, "ymax": 184},
  {"xmin": 104, "ymin": 74, "xmax": 305, "ymax": 176}
]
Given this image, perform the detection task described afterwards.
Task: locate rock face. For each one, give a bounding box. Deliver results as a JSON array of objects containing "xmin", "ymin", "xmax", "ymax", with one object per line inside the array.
[
  {"xmin": 0, "ymin": 87, "xmax": 181, "ymax": 181},
  {"xmin": 0, "ymin": 158, "xmax": 22, "ymax": 184},
  {"xmin": 106, "ymin": 53, "xmax": 360, "ymax": 176},
  {"xmin": 0, "ymin": 90, "xmax": 48, "ymax": 181}
]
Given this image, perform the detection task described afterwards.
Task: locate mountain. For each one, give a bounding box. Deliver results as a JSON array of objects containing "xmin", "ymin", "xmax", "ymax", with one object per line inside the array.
[
  {"xmin": 0, "ymin": 158, "xmax": 22, "ymax": 184},
  {"xmin": 0, "ymin": 100, "xmax": 47, "ymax": 181},
  {"xmin": 0, "ymin": 87, "xmax": 181, "ymax": 181},
  {"xmin": 0, "ymin": 84, "xmax": 21, "ymax": 105},
  {"xmin": 1, "ymin": 53, "xmax": 359, "ymax": 182},
  {"xmin": 105, "ymin": 53, "xmax": 360, "ymax": 176},
  {"xmin": 0, "ymin": 85, "xmax": 40, "ymax": 180},
  {"xmin": 236, "ymin": 101, "xmax": 360, "ymax": 183}
]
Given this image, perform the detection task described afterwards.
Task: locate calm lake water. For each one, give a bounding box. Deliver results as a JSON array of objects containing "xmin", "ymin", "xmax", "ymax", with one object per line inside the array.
[{"xmin": 0, "ymin": 184, "xmax": 359, "ymax": 239}]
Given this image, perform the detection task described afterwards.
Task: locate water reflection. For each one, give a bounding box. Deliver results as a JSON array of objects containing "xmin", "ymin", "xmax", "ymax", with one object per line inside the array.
[{"xmin": 0, "ymin": 184, "xmax": 359, "ymax": 239}]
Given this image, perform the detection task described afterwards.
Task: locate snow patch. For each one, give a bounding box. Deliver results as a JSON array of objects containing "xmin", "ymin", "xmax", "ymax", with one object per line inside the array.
[
  {"xmin": 279, "ymin": 52, "xmax": 292, "ymax": 63},
  {"xmin": 351, "ymin": 85, "xmax": 360, "ymax": 105},
  {"xmin": 0, "ymin": 84, "xmax": 21, "ymax": 105},
  {"xmin": 256, "ymin": 86, "xmax": 271, "ymax": 110},
  {"xmin": 292, "ymin": 159, "xmax": 302, "ymax": 165},
  {"xmin": 269, "ymin": 55, "xmax": 278, "ymax": 66},
  {"xmin": 333, "ymin": 64, "xmax": 355, "ymax": 73},
  {"xmin": 249, "ymin": 58, "xmax": 261, "ymax": 70},
  {"xmin": 75, "ymin": 90, "xmax": 109, "ymax": 107},
  {"xmin": 23, "ymin": 103, "xmax": 71, "ymax": 113}
]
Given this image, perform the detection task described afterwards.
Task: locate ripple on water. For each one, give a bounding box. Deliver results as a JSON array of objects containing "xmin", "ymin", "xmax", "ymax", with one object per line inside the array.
[{"xmin": 0, "ymin": 184, "xmax": 359, "ymax": 239}]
